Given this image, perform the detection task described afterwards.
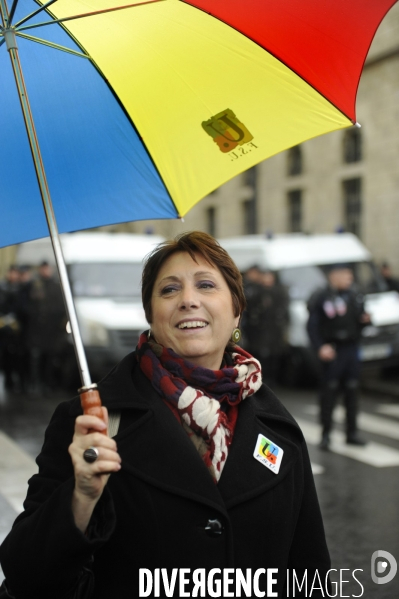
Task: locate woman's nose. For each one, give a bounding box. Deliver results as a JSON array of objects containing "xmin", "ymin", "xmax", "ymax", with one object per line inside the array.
[{"xmin": 178, "ymin": 287, "xmax": 199, "ymax": 309}]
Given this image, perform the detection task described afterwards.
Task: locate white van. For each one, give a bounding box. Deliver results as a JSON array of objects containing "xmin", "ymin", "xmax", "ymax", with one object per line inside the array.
[
  {"xmin": 219, "ymin": 233, "xmax": 399, "ymax": 383},
  {"xmin": 16, "ymin": 232, "xmax": 163, "ymax": 382}
]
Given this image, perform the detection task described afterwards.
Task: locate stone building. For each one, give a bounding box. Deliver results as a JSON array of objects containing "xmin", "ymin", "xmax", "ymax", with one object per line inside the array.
[{"xmin": 119, "ymin": 2, "xmax": 399, "ymax": 273}]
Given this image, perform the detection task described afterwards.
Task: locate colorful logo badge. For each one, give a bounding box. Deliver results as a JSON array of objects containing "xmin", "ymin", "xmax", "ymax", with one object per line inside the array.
[
  {"xmin": 202, "ymin": 109, "xmax": 253, "ymax": 153},
  {"xmin": 253, "ymin": 433, "xmax": 284, "ymax": 474}
]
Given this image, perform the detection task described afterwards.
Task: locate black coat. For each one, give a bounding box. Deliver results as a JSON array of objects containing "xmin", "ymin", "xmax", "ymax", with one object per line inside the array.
[
  {"xmin": 307, "ymin": 285, "xmax": 366, "ymax": 350},
  {"xmin": 0, "ymin": 352, "xmax": 330, "ymax": 598}
]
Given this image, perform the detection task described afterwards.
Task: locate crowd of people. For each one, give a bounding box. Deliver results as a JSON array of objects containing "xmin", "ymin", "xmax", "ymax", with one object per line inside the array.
[{"xmin": 0, "ymin": 262, "xmax": 66, "ymax": 395}]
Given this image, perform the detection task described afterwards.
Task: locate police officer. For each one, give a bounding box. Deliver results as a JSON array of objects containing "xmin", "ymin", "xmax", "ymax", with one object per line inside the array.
[
  {"xmin": 242, "ymin": 266, "xmax": 289, "ymax": 387},
  {"xmin": 26, "ymin": 261, "xmax": 66, "ymax": 394},
  {"xmin": 242, "ymin": 265, "xmax": 265, "ymax": 358},
  {"xmin": 380, "ymin": 261, "xmax": 399, "ymax": 292},
  {"xmin": 307, "ymin": 264, "xmax": 370, "ymax": 450},
  {"xmin": 258, "ymin": 269, "xmax": 289, "ymax": 385},
  {"xmin": 0, "ymin": 266, "xmax": 21, "ymax": 392}
]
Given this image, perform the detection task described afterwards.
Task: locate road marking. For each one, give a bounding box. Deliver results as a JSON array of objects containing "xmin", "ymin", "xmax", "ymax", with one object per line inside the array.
[
  {"xmin": 304, "ymin": 404, "xmax": 399, "ymax": 440},
  {"xmin": 376, "ymin": 404, "xmax": 399, "ymax": 419},
  {"xmin": 296, "ymin": 418, "xmax": 399, "ymax": 467},
  {"xmin": 0, "ymin": 431, "xmax": 37, "ymax": 514}
]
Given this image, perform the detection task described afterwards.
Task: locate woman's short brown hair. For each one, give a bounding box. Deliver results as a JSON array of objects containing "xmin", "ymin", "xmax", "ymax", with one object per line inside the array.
[{"xmin": 141, "ymin": 231, "xmax": 246, "ymax": 324}]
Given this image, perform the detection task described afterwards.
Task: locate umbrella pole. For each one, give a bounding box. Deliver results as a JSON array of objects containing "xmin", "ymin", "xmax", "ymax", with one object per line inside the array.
[{"xmin": 1, "ymin": 6, "xmax": 104, "ymax": 422}]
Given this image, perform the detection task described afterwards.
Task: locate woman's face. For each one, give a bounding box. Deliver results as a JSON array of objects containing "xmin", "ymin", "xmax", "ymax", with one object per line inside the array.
[{"xmin": 150, "ymin": 251, "xmax": 239, "ymax": 370}]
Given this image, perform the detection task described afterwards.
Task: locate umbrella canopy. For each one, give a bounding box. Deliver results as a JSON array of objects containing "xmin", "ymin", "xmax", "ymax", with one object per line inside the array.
[{"xmin": 1, "ymin": 0, "xmax": 396, "ymax": 248}]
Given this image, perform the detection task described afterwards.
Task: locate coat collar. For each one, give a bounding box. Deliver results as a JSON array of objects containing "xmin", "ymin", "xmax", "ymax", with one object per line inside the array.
[{"xmin": 70, "ymin": 352, "xmax": 304, "ymax": 512}]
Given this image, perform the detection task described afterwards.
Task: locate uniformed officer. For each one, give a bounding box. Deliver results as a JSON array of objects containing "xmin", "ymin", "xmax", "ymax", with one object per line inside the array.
[
  {"xmin": 242, "ymin": 266, "xmax": 289, "ymax": 386},
  {"xmin": 241, "ymin": 264, "xmax": 264, "ymax": 357},
  {"xmin": 0, "ymin": 266, "xmax": 21, "ymax": 392},
  {"xmin": 26, "ymin": 261, "xmax": 66, "ymax": 394},
  {"xmin": 307, "ymin": 264, "xmax": 370, "ymax": 450}
]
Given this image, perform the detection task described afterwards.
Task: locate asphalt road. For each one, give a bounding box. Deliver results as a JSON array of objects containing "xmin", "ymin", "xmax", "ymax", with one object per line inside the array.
[{"xmin": 0, "ymin": 377, "xmax": 398, "ymax": 598}]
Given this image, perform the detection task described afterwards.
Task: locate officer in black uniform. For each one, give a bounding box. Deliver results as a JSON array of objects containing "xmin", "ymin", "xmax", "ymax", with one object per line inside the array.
[
  {"xmin": 307, "ymin": 264, "xmax": 370, "ymax": 450},
  {"xmin": 242, "ymin": 266, "xmax": 289, "ymax": 387},
  {"xmin": 0, "ymin": 266, "xmax": 21, "ymax": 392},
  {"xmin": 241, "ymin": 265, "xmax": 264, "ymax": 358}
]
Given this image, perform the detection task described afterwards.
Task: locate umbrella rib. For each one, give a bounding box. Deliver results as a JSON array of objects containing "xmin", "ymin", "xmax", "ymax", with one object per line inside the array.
[
  {"xmin": 14, "ymin": 0, "xmax": 59, "ymax": 29},
  {"xmin": 16, "ymin": 0, "xmax": 166, "ymax": 32},
  {"xmin": 7, "ymin": 0, "xmax": 18, "ymax": 24},
  {"xmin": 16, "ymin": 31, "xmax": 90, "ymax": 58}
]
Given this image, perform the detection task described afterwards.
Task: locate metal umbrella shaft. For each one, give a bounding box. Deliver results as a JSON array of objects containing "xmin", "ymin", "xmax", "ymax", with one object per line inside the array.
[{"xmin": 0, "ymin": 1, "xmax": 100, "ymax": 408}]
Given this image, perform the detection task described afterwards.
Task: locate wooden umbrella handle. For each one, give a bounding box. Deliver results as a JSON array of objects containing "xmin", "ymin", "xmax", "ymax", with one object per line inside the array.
[{"xmin": 79, "ymin": 385, "xmax": 107, "ymax": 435}]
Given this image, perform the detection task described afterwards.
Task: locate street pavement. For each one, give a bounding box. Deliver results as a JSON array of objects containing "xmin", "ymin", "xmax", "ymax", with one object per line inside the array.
[{"xmin": 0, "ymin": 375, "xmax": 398, "ymax": 598}]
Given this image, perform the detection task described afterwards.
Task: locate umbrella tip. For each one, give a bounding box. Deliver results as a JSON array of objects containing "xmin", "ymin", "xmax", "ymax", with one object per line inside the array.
[{"xmin": 355, "ymin": 122, "xmax": 361, "ymax": 128}]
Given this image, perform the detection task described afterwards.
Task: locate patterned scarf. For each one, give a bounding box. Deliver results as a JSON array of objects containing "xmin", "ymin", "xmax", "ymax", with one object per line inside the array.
[{"xmin": 136, "ymin": 331, "xmax": 262, "ymax": 481}]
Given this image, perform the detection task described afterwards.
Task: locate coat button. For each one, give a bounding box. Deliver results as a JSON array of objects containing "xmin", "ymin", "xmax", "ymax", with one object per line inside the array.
[{"xmin": 205, "ymin": 518, "xmax": 224, "ymax": 537}]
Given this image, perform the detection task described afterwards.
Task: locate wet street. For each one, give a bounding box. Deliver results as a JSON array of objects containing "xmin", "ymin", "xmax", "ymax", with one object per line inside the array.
[{"xmin": 0, "ymin": 376, "xmax": 398, "ymax": 598}]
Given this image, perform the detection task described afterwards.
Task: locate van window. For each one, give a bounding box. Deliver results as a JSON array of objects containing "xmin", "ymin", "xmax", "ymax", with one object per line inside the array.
[
  {"xmin": 279, "ymin": 266, "xmax": 326, "ymax": 300},
  {"xmin": 69, "ymin": 263, "xmax": 142, "ymax": 298}
]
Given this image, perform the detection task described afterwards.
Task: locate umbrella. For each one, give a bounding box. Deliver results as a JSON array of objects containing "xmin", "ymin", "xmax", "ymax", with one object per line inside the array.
[{"xmin": 0, "ymin": 0, "xmax": 396, "ymax": 411}]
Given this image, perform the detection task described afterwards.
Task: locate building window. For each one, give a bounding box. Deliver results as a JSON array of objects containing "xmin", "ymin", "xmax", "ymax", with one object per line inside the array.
[
  {"xmin": 206, "ymin": 207, "xmax": 216, "ymax": 237},
  {"xmin": 287, "ymin": 189, "xmax": 302, "ymax": 232},
  {"xmin": 243, "ymin": 166, "xmax": 257, "ymax": 188},
  {"xmin": 343, "ymin": 178, "xmax": 362, "ymax": 237},
  {"xmin": 242, "ymin": 167, "xmax": 257, "ymax": 235},
  {"xmin": 242, "ymin": 199, "xmax": 257, "ymax": 235},
  {"xmin": 287, "ymin": 145, "xmax": 303, "ymax": 176},
  {"xmin": 343, "ymin": 127, "xmax": 362, "ymax": 163}
]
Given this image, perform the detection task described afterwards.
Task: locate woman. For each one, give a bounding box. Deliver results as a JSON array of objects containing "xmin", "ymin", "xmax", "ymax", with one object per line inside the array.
[{"xmin": 0, "ymin": 232, "xmax": 330, "ymax": 598}]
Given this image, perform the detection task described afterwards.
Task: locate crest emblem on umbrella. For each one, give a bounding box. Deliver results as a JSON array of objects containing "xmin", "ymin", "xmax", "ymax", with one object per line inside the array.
[{"xmin": 202, "ymin": 109, "xmax": 254, "ymax": 153}]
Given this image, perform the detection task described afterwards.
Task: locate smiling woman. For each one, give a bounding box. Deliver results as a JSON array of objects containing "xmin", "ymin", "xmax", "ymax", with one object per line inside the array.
[
  {"xmin": 0, "ymin": 232, "xmax": 332, "ymax": 598},
  {"xmin": 148, "ymin": 251, "xmax": 240, "ymax": 370}
]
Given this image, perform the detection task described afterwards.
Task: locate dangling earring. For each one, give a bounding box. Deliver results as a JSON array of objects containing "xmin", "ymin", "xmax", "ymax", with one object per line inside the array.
[
  {"xmin": 148, "ymin": 329, "xmax": 152, "ymax": 340},
  {"xmin": 231, "ymin": 328, "xmax": 241, "ymax": 343}
]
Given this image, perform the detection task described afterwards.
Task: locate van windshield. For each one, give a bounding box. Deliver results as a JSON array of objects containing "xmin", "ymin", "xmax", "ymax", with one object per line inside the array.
[
  {"xmin": 69, "ymin": 263, "xmax": 142, "ymax": 298},
  {"xmin": 279, "ymin": 261, "xmax": 387, "ymax": 301}
]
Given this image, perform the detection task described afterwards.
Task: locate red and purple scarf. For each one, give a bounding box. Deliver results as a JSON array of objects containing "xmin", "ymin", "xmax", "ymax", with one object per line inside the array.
[{"xmin": 137, "ymin": 331, "xmax": 262, "ymax": 481}]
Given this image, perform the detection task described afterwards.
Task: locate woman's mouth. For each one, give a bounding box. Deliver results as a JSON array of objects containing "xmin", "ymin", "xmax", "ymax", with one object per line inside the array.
[{"xmin": 177, "ymin": 320, "xmax": 208, "ymax": 330}]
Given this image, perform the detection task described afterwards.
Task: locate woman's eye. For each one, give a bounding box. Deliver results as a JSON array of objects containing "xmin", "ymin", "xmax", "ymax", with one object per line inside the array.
[
  {"xmin": 198, "ymin": 281, "xmax": 215, "ymax": 289},
  {"xmin": 160, "ymin": 286, "xmax": 178, "ymax": 295}
]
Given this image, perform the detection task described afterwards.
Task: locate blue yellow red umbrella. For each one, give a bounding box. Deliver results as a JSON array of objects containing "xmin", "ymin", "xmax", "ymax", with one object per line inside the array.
[
  {"xmin": 1, "ymin": 0, "xmax": 397, "ymax": 247},
  {"xmin": 0, "ymin": 0, "xmax": 396, "ymax": 394}
]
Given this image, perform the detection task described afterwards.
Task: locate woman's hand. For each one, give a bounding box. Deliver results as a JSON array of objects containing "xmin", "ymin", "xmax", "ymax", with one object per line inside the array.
[{"xmin": 68, "ymin": 407, "xmax": 121, "ymax": 532}]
